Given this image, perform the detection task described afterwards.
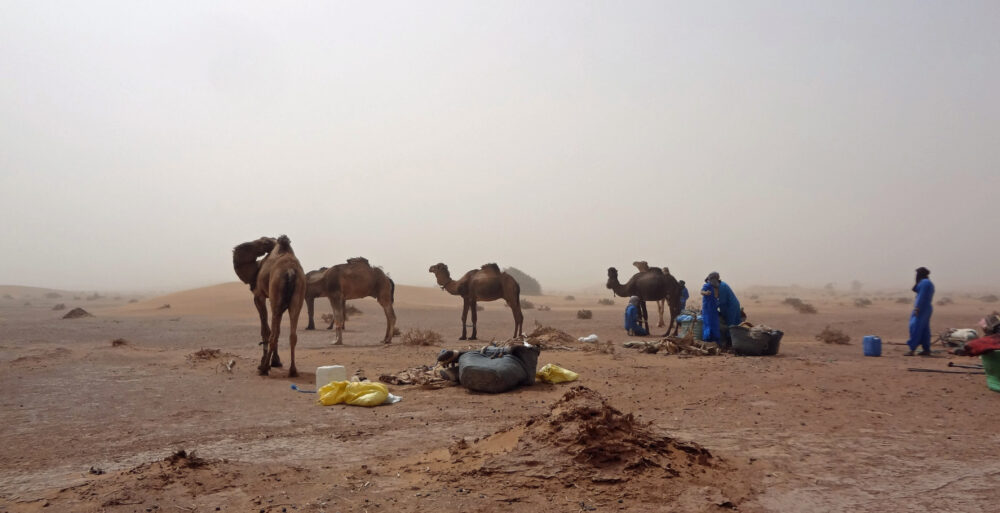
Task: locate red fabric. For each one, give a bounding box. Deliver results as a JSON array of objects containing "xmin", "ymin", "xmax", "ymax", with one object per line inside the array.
[{"xmin": 964, "ymin": 334, "xmax": 1000, "ymax": 356}]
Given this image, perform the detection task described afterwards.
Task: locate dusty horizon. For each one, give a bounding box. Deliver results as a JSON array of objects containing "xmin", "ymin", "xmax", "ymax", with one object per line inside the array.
[{"xmin": 2, "ymin": 2, "xmax": 998, "ymax": 294}]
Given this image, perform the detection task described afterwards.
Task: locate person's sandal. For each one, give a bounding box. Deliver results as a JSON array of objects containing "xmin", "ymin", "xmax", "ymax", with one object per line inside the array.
[
  {"xmin": 903, "ymin": 350, "xmax": 916, "ymax": 356},
  {"xmin": 918, "ymin": 350, "xmax": 932, "ymax": 356}
]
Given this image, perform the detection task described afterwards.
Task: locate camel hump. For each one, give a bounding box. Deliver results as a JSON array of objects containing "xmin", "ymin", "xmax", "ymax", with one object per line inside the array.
[
  {"xmin": 347, "ymin": 257, "xmax": 370, "ymax": 266},
  {"xmin": 276, "ymin": 235, "xmax": 293, "ymax": 252},
  {"xmin": 480, "ymin": 263, "xmax": 501, "ymax": 273},
  {"xmin": 647, "ymin": 267, "xmax": 664, "ymax": 275}
]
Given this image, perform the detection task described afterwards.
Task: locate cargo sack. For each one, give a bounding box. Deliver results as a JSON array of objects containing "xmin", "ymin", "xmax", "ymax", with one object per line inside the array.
[{"xmin": 458, "ymin": 345, "xmax": 540, "ymax": 393}]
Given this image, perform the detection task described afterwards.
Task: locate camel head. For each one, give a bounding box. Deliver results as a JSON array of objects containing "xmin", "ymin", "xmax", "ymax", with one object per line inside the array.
[
  {"xmin": 606, "ymin": 267, "xmax": 620, "ymax": 288},
  {"xmin": 232, "ymin": 237, "xmax": 277, "ymax": 288},
  {"xmin": 429, "ymin": 263, "xmax": 451, "ymax": 287}
]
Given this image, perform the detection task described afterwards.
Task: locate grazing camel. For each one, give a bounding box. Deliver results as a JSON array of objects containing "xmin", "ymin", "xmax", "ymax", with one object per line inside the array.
[
  {"xmin": 312, "ymin": 257, "xmax": 396, "ymax": 345},
  {"xmin": 606, "ymin": 267, "xmax": 670, "ymax": 334},
  {"xmin": 632, "ymin": 261, "xmax": 685, "ymax": 334},
  {"xmin": 428, "ymin": 263, "xmax": 523, "ymax": 340},
  {"xmin": 303, "ymin": 266, "xmax": 328, "ymax": 330},
  {"xmin": 232, "ymin": 235, "xmax": 306, "ymax": 377}
]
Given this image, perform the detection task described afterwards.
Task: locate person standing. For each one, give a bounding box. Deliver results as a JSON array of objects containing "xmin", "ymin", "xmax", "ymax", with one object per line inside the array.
[
  {"xmin": 701, "ymin": 274, "xmax": 721, "ymax": 342},
  {"xmin": 625, "ymin": 296, "xmax": 649, "ymax": 336},
  {"xmin": 713, "ymin": 272, "xmax": 742, "ymax": 349},
  {"xmin": 905, "ymin": 267, "xmax": 935, "ymax": 356},
  {"xmin": 678, "ymin": 280, "xmax": 689, "ymax": 310}
]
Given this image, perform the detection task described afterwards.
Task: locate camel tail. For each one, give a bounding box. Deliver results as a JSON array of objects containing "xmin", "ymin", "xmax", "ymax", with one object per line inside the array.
[{"xmin": 279, "ymin": 269, "xmax": 297, "ymax": 314}]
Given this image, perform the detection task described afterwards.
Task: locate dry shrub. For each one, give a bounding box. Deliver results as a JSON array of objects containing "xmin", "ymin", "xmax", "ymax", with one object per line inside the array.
[
  {"xmin": 157, "ymin": 304, "xmax": 171, "ymax": 310},
  {"xmin": 111, "ymin": 338, "xmax": 129, "ymax": 347},
  {"xmin": 128, "ymin": 298, "xmax": 138, "ymax": 304},
  {"xmin": 564, "ymin": 295, "xmax": 575, "ymax": 301},
  {"xmin": 86, "ymin": 293, "xmax": 102, "ymax": 301},
  {"xmin": 392, "ymin": 327, "xmax": 401, "ymax": 336},
  {"xmin": 521, "ymin": 299, "xmax": 535, "ymax": 310},
  {"xmin": 526, "ymin": 324, "xmax": 575, "ymax": 346},
  {"xmin": 2, "ymin": 294, "xmax": 13, "ymax": 300},
  {"xmin": 936, "ymin": 297, "xmax": 953, "ymax": 306},
  {"xmin": 401, "ymin": 328, "xmax": 443, "ymax": 346},
  {"xmin": 783, "ymin": 297, "xmax": 817, "ymax": 314},
  {"xmin": 345, "ymin": 303, "xmax": 362, "ymax": 316},
  {"xmin": 597, "ymin": 298, "xmax": 615, "ymax": 306},
  {"xmin": 980, "ymin": 294, "xmax": 999, "ymax": 303},
  {"xmin": 854, "ymin": 298, "xmax": 872, "ymax": 308},
  {"xmin": 749, "ymin": 294, "xmax": 760, "ymax": 300},
  {"xmin": 896, "ymin": 297, "xmax": 911, "ymax": 304},
  {"xmin": 62, "ymin": 307, "xmax": 93, "ymax": 319},
  {"xmin": 537, "ymin": 305, "xmax": 551, "ymax": 311},
  {"xmin": 52, "ymin": 303, "xmax": 66, "ymax": 311},
  {"xmin": 577, "ymin": 309, "xmax": 593, "ymax": 319},
  {"xmin": 582, "ymin": 340, "xmax": 615, "ymax": 354},
  {"xmin": 816, "ymin": 325, "xmax": 850, "ymax": 345},
  {"xmin": 188, "ymin": 348, "xmax": 221, "ymax": 360}
]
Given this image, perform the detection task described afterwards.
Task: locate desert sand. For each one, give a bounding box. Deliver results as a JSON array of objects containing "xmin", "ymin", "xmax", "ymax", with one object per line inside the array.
[{"xmin": 1, "ymin": 282, "xmax": 999, "ymax": 512}]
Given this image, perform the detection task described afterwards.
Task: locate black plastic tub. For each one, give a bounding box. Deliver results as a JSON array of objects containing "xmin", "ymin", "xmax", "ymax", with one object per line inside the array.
[{"xmin": 730, "ymin": 326, "xmax": 783, "ymax": 356}]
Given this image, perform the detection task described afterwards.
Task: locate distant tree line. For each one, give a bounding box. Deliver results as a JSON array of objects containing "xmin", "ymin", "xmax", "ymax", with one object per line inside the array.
[{"xmin": 503, "ymin": 267, "xmax": 542, "ymax": 296}]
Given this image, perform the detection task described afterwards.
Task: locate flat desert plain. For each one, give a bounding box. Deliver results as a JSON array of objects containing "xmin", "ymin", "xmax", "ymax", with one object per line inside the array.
[{"xmin": 1, "ymin": 283, "xmax": 999, "ymax": 513}]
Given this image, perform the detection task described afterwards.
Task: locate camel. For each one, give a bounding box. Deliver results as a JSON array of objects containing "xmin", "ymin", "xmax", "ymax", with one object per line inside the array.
[
  {"xmin": 309, "ymin": 257, "xmax": 396, "ymax": 345},
  {"xmin": 232, "ymin": 235, "xmax": 306, "ymax": 377},
  {"xmin": 606, "ymin": 266, "xmax": 671, "ymax": 334},
  {"xmin": 303, "ymin": 266, "xmax": 328, "ymax": 330},
  {"xmin": 428, "ymin": 263, "xmax": 523, "ymax": 340},
  {"xmin": 632, "ymin": 261, "xmax": 685, "ymax": 334}
]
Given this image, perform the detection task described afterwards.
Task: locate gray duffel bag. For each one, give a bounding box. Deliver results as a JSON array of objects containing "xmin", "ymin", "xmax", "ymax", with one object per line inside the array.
[{"xmin": 457, "ymin": 345, "xmax": 540, "ymax": 393}]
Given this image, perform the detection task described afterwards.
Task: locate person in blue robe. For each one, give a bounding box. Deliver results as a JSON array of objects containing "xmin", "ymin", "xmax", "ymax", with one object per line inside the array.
[
  {"xmin": 678, "ymin": 281, "xmax": 689, "ymax": 310},
  {"xmin": 625, "ymin": 296, "xmax": 649, "ymax": 336},
  {"xmin": 905, "ymin": 267, "xmax": 935, "ymax": 356},
  {"xmin": 701, "ymin": 275, "xmax": 720, "ymax": 342}
]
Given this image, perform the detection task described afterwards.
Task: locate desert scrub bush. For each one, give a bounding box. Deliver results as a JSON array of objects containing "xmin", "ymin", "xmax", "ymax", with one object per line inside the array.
[
  {"xmin": 597, "ymin": 298, "xmax": 615, "ymax": 306},
  {"xmin": 577, "ymin": 309, "xmax": 593, "ymax": 319},
  {"xmin": 815, "ymin": 325, "xmax": 850, "ymax": 345},
  {"xmin": 401, "ymin": 328, "xmax": 443, "ymax": 346}
]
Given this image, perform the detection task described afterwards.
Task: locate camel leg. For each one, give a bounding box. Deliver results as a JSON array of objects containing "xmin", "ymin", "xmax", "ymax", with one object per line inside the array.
[
  {"xmin": 379, "ymin": 296, "xmax": 396, "ymax": 344},
  {"xmin": 469, "ymin": 301, "xmax": 479, "ymax": 341},
  {"xmin": 512, "ymin": 303, "xmax": 524, "ymax": 338},
  {"xmin": 305, "ymin": 296, "xmax": 316, "ymax": 330},
  {"xmin": 263, "ymin": 306, "xmax": 284, "ymax": 376},
  {"xmin": 287, "ymin": 301, "xmax": 301, "ymax": 377},
  {"xmin": 460, "ymin": 300, "xmax": 470, "ymax": 340},
  {"xmin": 657, "ymin": 300, "xmax": 666, "ymax": 328},
  {"xmin": 254, "ymin": 295, "xmax": 270, "ymax": 345},
  {"xmin": 640, "ymin": 301, "xmax": 650, "ymax": 333},
  {"xmin": 329, "ymin": 295, "xmax": 346, "ymax": 345}
]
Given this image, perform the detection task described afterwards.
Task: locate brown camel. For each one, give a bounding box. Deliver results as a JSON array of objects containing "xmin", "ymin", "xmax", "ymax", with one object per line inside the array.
[
  {"xmin": 232, "ymin": 235, "xmax": 306, "ymax": 377},
  {"xmin": 310, "ymin": 257, "xmax": 396, "ymax": 345},
  {"xmin": 428, "ymin": 263, "xmax": 523, "ymax": 340},
  {"xmin": 303, "ymin": 266, "xmax": 328, "ymax": 330},
  {"xmin": 606, "ymin": 266, "xmax": 670, "ymax": 334},
  {"xmin": 632, "ymin": 261, "xmax": 685, "ymax": 334}
]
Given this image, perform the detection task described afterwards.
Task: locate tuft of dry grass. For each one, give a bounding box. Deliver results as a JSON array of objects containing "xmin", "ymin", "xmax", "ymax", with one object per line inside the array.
[
  {"xmin": 521, "ymin": 300, "xmax": 535, "ymax": 310},
  {"xmin": 597, "ymin": 298, "xmax": 614, "ymax": 306},
  {"xmin": 400, "ymin": 328, "xmax": 443, "ymax": 346},
  {"xmin": 392, "ymin": 327, "xmax": 401, "ymax": 336},
  {"xmin": 896, "ymin": 297, "xmax": 911, "ymax": 304},
  {"xmin": 52, "ymin": 303, "xmax": 66, "ymax": 311},
  {"xmin": 936, "ymin": 297, "xmax": 953, "ymax": 306},
  {"xmin": 815, "ymin": 325, "xmax": 851, "ymax": 345},
  {"xmin": 111, "ymin": 338, "xmax": 129, "ymax": 347},
  {"xmin": 537, "ymin": 305, "xmax": 551, "ymax": 311},
  {"xmin": 564, "ymin": 295, "xmax": 575, "ymax": 301},
  {"xmin": 783, "ymin": 297, "xmax": 817, "ymax": 314},
  {"xmin": 854, "ymin": 298, "xmax": 872, "ymax": 308},
  {"xmin": 157, "ymin": 304, "xmax": 171, "ymax": 310},
  {"xmin": 582, "ymin": 340, "xmax": 615, "ymax": 354},
  {"xmin": 577, "ymin": 309, "xmax": 593, "ymax": 319},
  {"xmin": 980, "ymin": 294, "xmax": 999, "ymax": 303},
  {"xmin": 188, "ymin": 348, "xmax": 221, "ymax": 360}
]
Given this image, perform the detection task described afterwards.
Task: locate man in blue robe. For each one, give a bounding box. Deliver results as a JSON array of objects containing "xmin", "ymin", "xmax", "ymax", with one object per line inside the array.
[
  {"xmin": 678, "ymin": 280, "xmax": 689, "ymax": 310},
  {"xmin": 713, "ymin": 273, "xmax": 742, "ymax": 349},
  {"xmin": 701, "ymin": 275, "xmax": 720, "ymax": 342},
  {"xmin": 905, "ymin": 267, "xmax": 935, "ymax": 356},
  {"xmin": 625, "ymin": 296, "xmax": 649, "ymax": 336}
]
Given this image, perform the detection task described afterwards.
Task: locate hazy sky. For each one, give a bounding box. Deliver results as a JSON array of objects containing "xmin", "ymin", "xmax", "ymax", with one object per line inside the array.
[{"xmin": 2, "ymin": 1, "xmax": 998, "ymax": 293}]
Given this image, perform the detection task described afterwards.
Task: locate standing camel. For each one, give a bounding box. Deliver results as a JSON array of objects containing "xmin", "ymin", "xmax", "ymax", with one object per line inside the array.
[
  {"xmin": 311, "ymin": 257, "xmax": 396, "ymax": 345},
  {"xmin": 303, "ymin": 266, "xmax": 328, "ymax": 330},
  {"xmin": 232, "ymin": 235, "xmax": 306, "ymax": 377},
  {"xmin": 428, "ymin": 263, "xmax": 523, "ymax": 340},
  {"xmin": 632, "ymin": 261, "xmax": 685, "ymax": 334},
  {"xmin": 606, "ymin": 267, "xmax": 670, "ymax": 334}
]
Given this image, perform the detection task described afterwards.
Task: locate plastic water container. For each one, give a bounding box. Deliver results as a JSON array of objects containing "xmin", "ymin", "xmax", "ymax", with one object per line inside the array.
[
  {"xmin": 981, "ymin": 352, "xmax": 1000, "ymax": 393},
  {"xmin": 316, "ymin": 365, "xmax": 347, "ymax": 390},
  {"xmin": 863, "ymin": 335, "xmax": 882, "ymax": 357}
]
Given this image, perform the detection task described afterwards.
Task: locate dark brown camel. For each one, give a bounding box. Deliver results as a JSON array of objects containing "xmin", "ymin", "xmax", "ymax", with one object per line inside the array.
[
  {"xmin": 310, "ymin": 258, "xmax": 396, "ymax": 345},
  {"xmin": 232, "ymin": 235, "xmax": 306, "ymax": 377},
  {"xmin": 428, "ymin": 263, "xmax": 523, "ymax": 340},
  {"xmin": 606, "ymin": 267, "xmax": 670, "ymax": 334},
  {"xmin": 303, "ymin": 266, "xmax": 328, "ymax": 330},
  {"xmin": 632, "ymin": 261, "xmax": 685, "ymax": 335}
]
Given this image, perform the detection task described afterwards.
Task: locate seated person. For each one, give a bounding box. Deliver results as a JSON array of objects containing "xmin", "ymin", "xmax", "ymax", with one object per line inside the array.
[{"xmin": 625, "ymin": 295, "xmax": 649, "ymax": 336}]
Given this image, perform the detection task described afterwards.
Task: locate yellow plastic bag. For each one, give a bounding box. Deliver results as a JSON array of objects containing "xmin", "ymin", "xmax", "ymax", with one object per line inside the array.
[
  {"xmin": 536, "ymin": 363, "xmax": 579, "ymax": 384},
  {"xmin": 317, "ymin": 381, "xmax": 389, "ymax": 407}
]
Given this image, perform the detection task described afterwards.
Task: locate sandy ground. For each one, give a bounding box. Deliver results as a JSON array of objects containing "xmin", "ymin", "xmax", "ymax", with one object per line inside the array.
[{"xmin": 1, "ymin": 283, "xmax": 999, "ymax": 513}]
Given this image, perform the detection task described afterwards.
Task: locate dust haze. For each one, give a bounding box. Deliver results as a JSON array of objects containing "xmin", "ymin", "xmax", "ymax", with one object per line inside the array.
[{"xmin": 2, "ymin": 1, "xmax": 998, "ymax": 294}]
